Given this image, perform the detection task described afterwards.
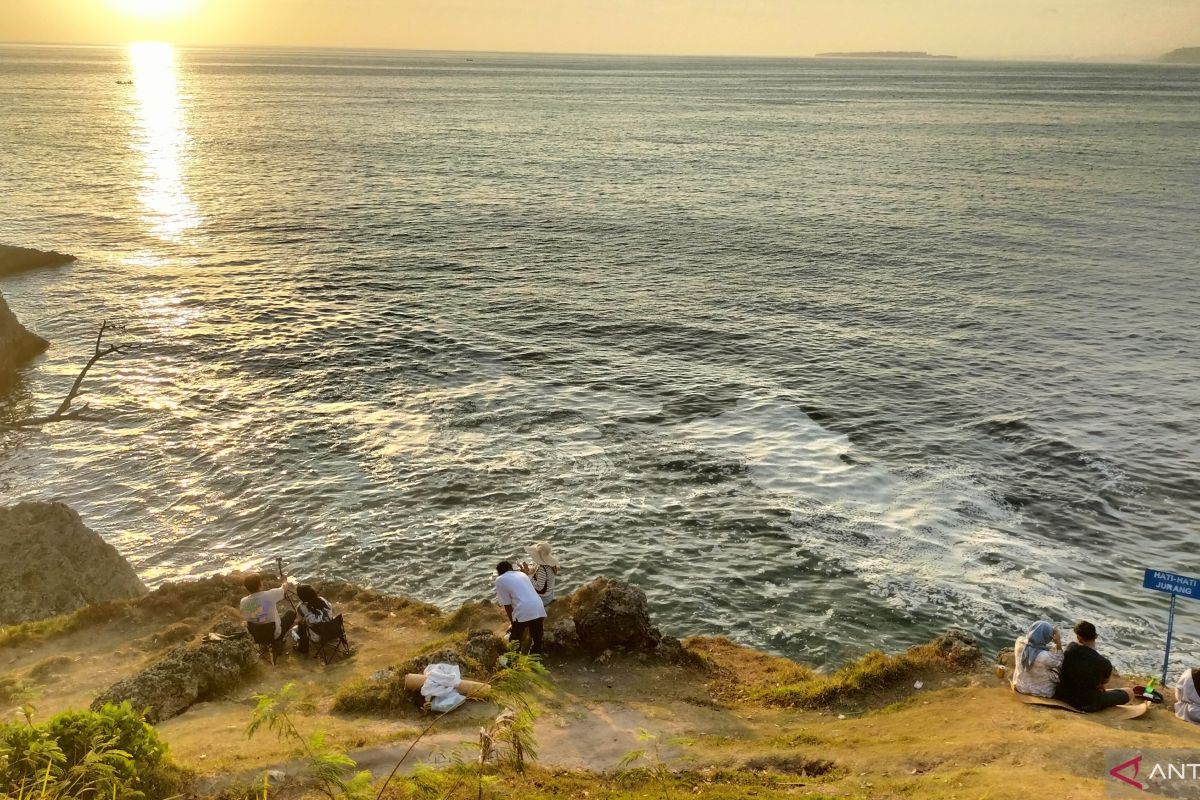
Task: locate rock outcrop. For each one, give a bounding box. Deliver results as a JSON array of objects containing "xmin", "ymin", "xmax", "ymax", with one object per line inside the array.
[
  {"xmin": 400, "ymin": 629, "xmax": 509, "ymax": 678},
  {"xmin": 564, "ymin": 577, "xmax": 664, "ymax": 655},
  {"xmin": 0, "ymin": 502, "xmax": 147, "ymax": 626},
  {"xmin": 0, "ymin": 244, "xmax": 76, "ymax": 277},
  {"xmin": 0, "ymin": 290, "xmax": 48, "ymax": 380},
  {"xmin": 929, "ymin": 630, "xmax": 982, "ymax": 667},
  {"xmin": 91, "ymin": 620, "xmax": 258, "ymax": 723}
]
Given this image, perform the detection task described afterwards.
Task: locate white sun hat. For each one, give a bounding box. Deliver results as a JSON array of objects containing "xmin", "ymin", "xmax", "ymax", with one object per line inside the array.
[{"xmin": 525, "ymin": 542, "xmax": 559, "ymax": 568}]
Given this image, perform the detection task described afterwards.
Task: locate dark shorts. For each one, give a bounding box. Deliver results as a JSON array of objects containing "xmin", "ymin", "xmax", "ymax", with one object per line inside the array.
[{"xmin": 1083, "ymin": 688, "xmax": 1128, "ymax": 712}]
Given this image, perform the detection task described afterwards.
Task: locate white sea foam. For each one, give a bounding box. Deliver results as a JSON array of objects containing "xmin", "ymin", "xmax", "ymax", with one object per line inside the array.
[{"xmin": 676, "ymin": 393, "xmax": 1080, "ymax": 634}]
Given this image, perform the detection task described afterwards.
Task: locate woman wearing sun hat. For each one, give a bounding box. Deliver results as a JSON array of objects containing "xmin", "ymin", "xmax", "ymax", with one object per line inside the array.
[{"xmin": 520, "ymin": 542, "xmax": 560, "ymax": 606}]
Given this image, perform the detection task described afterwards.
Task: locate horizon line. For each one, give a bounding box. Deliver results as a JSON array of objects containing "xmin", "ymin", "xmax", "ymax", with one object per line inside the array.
[{"xmin": 0, "ymin": 38, "xmax": 1167, "ymax": 65}]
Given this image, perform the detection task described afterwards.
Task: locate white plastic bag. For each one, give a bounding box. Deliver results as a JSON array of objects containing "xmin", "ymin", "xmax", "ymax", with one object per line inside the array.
[
  {"xmin": 421, "ymin": 662, "xmax": 462, "ymax": 698},
  {"xmin": 431, "ymin": 690, "xmax": 467, "ymax": 713}
]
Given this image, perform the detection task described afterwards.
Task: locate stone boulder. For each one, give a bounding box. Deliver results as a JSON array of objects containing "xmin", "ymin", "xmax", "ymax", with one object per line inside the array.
[
  {"xmin": 0, "ymin": 502, "xmax": 146, "ymax": 626},
  {"xmin": 542, "ymin": 614, "xmax": 581, "ymax": 653},
  {"xmin": 399, "ymin": 629, "xmax": 510, "ymax": 679},
  {"xmin": 461, "ymin": 629, "xmax": 508, "ymax": 672},
  {"xmin": 399, "ymin": 647, "xmax": 479, "ymax": 677},
  {"xmin": 0, "ymin": 291, "xmax": 48, "ymax": 381},
  {"xmin": 91, "ymin": 620, "xmax": 257, "ymax": 723},
  {"xmin": 566, "ymin": 577, "xmax": 662, "ymax": 655},
  {"xmin": 928, "ymin": 630, "xmax": 982, "ymax": 667}
]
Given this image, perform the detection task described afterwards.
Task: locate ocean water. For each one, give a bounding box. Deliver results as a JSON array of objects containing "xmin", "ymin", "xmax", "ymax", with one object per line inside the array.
[{"xmin": 2, "ymin": 44, "xmax": 1199, "ymax": 672}]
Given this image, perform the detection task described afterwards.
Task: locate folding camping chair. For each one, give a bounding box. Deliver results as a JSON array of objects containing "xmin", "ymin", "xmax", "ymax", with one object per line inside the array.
[
  {"xmin": 308, "ymin": 614, "xmax": 352, "ymax": 665},
  {"xmin": 247, "ymin": 621, "xmax": 285, "ymax": 665}
]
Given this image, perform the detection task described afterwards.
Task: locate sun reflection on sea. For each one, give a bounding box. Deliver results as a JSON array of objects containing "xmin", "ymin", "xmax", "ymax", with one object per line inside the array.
[{"xmin": 128, "ymin": 42, "xmax": 199, "ymax": 242}]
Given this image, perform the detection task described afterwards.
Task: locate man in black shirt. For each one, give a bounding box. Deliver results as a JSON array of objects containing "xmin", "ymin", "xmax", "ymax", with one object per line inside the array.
[{"xmin": 1053, "ymin": 620, "xmax": 1134, "ymax": 711}]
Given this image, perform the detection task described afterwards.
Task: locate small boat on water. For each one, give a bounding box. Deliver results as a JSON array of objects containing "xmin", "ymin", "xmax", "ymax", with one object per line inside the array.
[{"xmin": 116, "ymin": 79, "xmax": 133, "ymax": 85}]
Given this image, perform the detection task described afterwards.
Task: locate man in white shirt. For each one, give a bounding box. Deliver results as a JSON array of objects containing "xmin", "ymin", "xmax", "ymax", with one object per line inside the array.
[
  {"xmin": 495, "ymin": 560, "xmax": 547, "ymax": 654},
  {"xmin": 240, "ymin": 574, "xmax": 296, "ymax": 646}
]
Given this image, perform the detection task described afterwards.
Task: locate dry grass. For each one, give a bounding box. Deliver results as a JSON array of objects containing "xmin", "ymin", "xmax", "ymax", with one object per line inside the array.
[
  {"xmin": 331, "ymin": 672, "xmax": 415, "ymax": 716},
  {"xmin": 684, "ymin": 634, "xmax": 979, "ymax": 712},
  {"xmin": 28, "ymin": 654, "xmax": 73, "ymax": 683},
  {"xmin": 683, "ymin": 635, "xmax": 816, "ymax": 703},
  {"xmin": 7, "ymin": 577, "xmax": 1193, "ymax": 800}
]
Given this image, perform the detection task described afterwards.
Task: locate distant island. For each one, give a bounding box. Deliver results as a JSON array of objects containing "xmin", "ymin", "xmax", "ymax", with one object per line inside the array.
[
  {"xmin": 816, "ymin": 51, "xmax": 956, "ymax": 59},
  {"xmin": 1159, "ymin": 47, "xmax": 1200, "ymax": 64}
]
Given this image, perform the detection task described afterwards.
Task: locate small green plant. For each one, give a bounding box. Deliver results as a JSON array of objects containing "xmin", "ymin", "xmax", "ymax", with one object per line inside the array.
[
  {"xmin": 0, "ymin": 676, "xmax": 35, "ymax": 706},
  {"xmin": 374, "ymin": 644, "xmax": 551, "ymax": 800},
  {"xmin": 0, "ymin": 702, "xmax": 181, "ymax": 799},
  {"xmin": 247, "ymin": 683, "xmax": 372, "ymax": 800},
  {"xmin": 617, "ymin": 730, "xmax": 677, "ymax": 800}
]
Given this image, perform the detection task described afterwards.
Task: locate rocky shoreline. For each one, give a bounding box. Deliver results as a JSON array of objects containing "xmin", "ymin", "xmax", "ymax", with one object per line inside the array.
[
  {"xmin": 0, "ymin": 244, "xmax": 75, "ymax": 383},
  {"xmin": 2, "ymin": 499, "xmax": 1194, "ymax": 799},
  {"xmin": 0, "ymin": 291, "xmax": 48, "ymax": 381},
  {"xmin": 0, "ymin": 244, "xmax": 76, "ymax": 278}
]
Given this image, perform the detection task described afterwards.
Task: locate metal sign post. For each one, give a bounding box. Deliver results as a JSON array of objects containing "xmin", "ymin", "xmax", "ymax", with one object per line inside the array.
[{"xmin": 1143, "ymin": 569, "xmax": 1200, "ymax": 686}]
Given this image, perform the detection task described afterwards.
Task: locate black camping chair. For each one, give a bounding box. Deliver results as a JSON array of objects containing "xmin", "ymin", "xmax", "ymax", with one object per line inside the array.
[
  {"xmin": 247, "ymin": 621, "xmax": 285, "ymax": 665},
  {"xmin": 308, "ymin": 614, "xmax": 352, "ymax": 665}
]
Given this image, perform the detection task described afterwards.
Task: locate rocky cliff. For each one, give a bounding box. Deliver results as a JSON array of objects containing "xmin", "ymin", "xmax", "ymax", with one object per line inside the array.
[
  {"xmin": 0, "ymin": 501, "xmax": 147, "ymax": 626},
  {"xmin": 0, "ymin": 244, "xmax": 76, "ymax": 278},
  {"xmin": 0, "ymin": 290, "xmax": 49, "ymax": 381}
]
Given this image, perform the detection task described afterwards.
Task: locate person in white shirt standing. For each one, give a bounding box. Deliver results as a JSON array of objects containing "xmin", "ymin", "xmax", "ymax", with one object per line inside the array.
[
  {"xmin": 495, "ymin": 560, "xmax": 547, "ymax": 654},
  {"xmin": 240, "ymin": 574, "xmax": 297, "ymax": 647}
]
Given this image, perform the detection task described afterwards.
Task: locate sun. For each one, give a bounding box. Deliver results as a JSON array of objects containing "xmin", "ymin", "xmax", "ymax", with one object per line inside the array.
[{"xmin": 109, "ymin": 0, "xmax": 197, "ymax": 20}]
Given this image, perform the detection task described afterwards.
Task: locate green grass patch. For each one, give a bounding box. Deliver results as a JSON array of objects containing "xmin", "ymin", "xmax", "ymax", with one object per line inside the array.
[
  {"xmin": 377, "ymin": 764, "xmax": 839, "ymax": 800},
  {"xmin": 0, "ymin": 601, "xmax": 133, "ymax": 650},
  {"xmin": 331, "ymin": 673, "xmax": 414, "ymax": 715},
  {"xmin": 758, "ymin": 643, "xmax": 953, "ymax": 710},
  {"xmin": 0, "ymin": 675, "xmax": 33, "ymax": 705}
]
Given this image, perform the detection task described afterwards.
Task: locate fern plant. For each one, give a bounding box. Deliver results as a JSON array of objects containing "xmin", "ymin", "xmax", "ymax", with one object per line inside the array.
[
  {"xmin": 247, "ymin": 683, "xmax": 372, "ymax": 800},
  {"xmin": 617, "ymin": 729, "xmax": 677, "ymax": 800},
  {"xmin": 374, "ymin": 644, "xmax": 551, "ymax": 800},
  {"xmin": 0, "ymin": 702, "xmax": 180, "ymax": 800}
]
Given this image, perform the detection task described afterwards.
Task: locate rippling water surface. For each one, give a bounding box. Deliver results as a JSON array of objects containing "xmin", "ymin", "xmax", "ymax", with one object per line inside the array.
[{"xmin": 2, "ymin": 44, "xmax": 1199, "ymax": 671}]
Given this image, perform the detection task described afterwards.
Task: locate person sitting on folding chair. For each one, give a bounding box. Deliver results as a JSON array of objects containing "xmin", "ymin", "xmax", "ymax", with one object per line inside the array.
[
  {"xmin": 293, "ymin": 584, "xmax": 335, "ymax": 656},
  {"xmin": 241, "ymin": 573, "xmax": 296, "ymax": 658}
]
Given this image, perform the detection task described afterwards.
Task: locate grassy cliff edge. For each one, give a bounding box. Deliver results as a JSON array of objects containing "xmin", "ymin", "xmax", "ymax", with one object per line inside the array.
[{"xmin": 1, "ymin": 575, "xmax": 1195, "ymax": 799}]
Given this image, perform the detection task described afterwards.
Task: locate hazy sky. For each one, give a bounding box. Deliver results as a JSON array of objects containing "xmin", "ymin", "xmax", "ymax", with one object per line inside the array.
[{"xmin": 1, "ymin": 0, "xmax": 1197, "ymax": 59}]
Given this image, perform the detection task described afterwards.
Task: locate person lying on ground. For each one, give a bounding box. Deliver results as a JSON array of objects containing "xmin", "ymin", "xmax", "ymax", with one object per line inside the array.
[
  {"xmin": 1175, "ymin": 668, "xmax": 1200, "ymax": 724},
  {"xmin": 496, "ymin": 560, "xmax": 547, "ymax": 655},
  {"xmin": 520, "ymin": 541, "xmax": 560, "ymax": 607},
  {"xmin": 240, "ymin": 573, "xmax": 296, "ymax": 642},
  {"xmin": 293, "ymin": 583, "xmax": 336, "ymax": 655},
  {"xmin": 1012, "ymin": 620, "xmax": 1062, "ymax": 698},
  {"xmin": 1053, "ymin": 620, "xmax": 1135, "ymax": 711}
]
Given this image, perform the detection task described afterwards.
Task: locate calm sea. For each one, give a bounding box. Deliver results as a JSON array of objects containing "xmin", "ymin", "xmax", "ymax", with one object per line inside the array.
[{"xmin": 2, "ymin": 45, "xmax": 1198, "ymax": 671}]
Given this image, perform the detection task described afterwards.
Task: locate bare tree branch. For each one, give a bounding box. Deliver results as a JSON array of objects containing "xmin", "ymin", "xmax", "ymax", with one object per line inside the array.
[{"xmin": 0, "ymin": 320, "xmax": 127, "ymax": 430}]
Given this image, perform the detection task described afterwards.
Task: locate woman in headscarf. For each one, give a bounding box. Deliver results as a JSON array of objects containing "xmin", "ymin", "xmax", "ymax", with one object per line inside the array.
[
  {"xmin": 520, "ymin": 542, "xmax": 560, "ymax": 606},
  {"xmin": 1175, "ymin": 668, "xmax": 1200, "ymax": 723},
  {"xmin": 1012, "ymin": 620, "xmax": 1063, "ymax": 698}
]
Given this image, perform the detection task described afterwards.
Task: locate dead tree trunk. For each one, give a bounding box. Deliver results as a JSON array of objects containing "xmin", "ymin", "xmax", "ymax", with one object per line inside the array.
[{"xmin": 0, "ymin": 321, "xmax": 126, "ymax": 429}]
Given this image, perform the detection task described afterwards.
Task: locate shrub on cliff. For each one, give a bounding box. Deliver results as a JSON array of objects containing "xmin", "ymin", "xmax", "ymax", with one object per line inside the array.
[
  {"xmin": 0, "ymin": 702, "xmax": 185, "ymax": 799},
  {"xmin": 758, "ymin": 631, "xmax": 981, "ymax": 710},
  {"xmin": 332, "ymin": 672, "xmax": 413, "ymax": 715}
]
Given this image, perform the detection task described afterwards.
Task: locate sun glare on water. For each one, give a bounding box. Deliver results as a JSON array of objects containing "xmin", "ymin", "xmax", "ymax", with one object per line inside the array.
[
  {"xmin": 110, "ymin": 0, "xmax": 197, "ymax": 20},
  {"xmin": 128, "ymin": 41, "xmax": 200, "ymax": 242}
]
